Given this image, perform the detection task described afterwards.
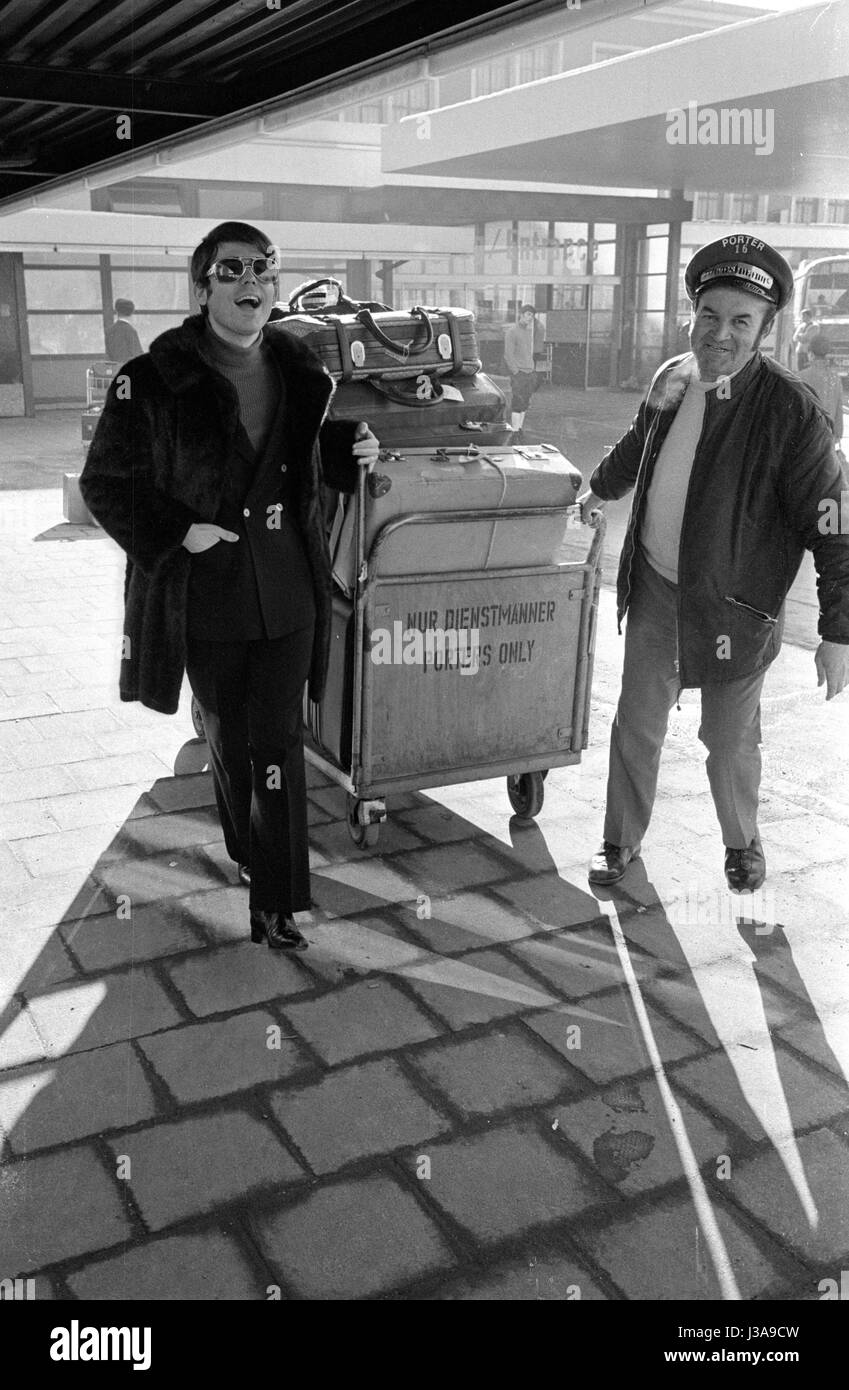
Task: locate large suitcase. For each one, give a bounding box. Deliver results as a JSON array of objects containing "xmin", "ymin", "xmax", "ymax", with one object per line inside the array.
[
  {"xmin": 304, "ymin": 592, "xmax": 354, "ymax": 768},
  {"xmin": 273, "ymin": 290, "xmax": 480, "ymax": 381},
  {"xmin": 330, "ymin": 443, "xmax": 582, "ymax": 597},
  {"xmin": 325, "ymin": 371, "xmax": 510, "ymax": 450}
]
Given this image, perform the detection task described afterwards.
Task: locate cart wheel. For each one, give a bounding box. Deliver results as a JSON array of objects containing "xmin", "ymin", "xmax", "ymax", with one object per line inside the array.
[
  {"xmin": 507, "ymin": 771, "xmax": 546, "ymax": 820},
  {"xmin": 190, "ymin": 695, "xmax": 206, "ymax": 740},
  {"xmin": 347, "ymin": 795, "xmax": 380, "ymax": 849}
]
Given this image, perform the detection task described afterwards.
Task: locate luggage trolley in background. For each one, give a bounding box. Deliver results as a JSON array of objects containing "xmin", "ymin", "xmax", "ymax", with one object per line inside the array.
[
  {"xmin": 303, "ymin": 443, "xmax": 606, "ymax": 847},
  {"xmin": 81, "ymin": 360, "xmax": 119, "ymax": 449}
]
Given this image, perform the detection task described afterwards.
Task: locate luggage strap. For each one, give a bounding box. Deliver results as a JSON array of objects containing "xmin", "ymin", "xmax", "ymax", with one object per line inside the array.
[
  {"xmin": 366, "ymin": 376, "xmax": 445, "ymax": 406},
  {"xmin": 355, "ymin": 306, "xmax": 434, "ymax": 359}
]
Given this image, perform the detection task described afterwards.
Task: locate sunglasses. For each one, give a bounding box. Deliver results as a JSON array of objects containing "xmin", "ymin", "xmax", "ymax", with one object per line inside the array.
[{"xmin": 206, "ymin": 253, "xmax": 279, "ymax": 283}]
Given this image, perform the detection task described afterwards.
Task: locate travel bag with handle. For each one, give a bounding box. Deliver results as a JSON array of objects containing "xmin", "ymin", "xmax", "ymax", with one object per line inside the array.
[
  {"xmin": 324, "ymin": 370, "xmax": 510, "ymax": 450},
  {"xmin": 271, "ymin": 277, "xmax": 481, "ymax": 380}
]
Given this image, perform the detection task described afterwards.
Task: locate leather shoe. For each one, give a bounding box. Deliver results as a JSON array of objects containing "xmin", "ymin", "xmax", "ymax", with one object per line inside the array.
[
  {"xmin": 724, "ymin": 836, "xmax": 766, "ymax": 892},
  {"xmin": 250, "ymin": 910, "xmax": 308, "ymax": 951},
  {"xmin": 588, "ymin": 841, "xmax": 641, "ymax": 885},
  {"xmin": 238, "ymin": 864, "xmax": 251, "ymax": 887}
]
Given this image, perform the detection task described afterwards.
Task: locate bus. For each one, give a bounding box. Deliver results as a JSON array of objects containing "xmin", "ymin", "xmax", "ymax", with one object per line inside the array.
[{"xmin": 773, "ymin": 254, "xmax": 849, "ymax": 380}]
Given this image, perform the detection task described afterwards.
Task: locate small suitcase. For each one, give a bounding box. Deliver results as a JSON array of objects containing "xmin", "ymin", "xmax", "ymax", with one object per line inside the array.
[
  {"xmin": 325, "ymin": 371, "xmax": 510, "ymax": 450},
  {"xmin": 272, "ymin": 277, "xmax": 480, "ymax": 381},
  {"xmin": 330, "ymin": 443, "xmax": 582, "ymax": 597}
]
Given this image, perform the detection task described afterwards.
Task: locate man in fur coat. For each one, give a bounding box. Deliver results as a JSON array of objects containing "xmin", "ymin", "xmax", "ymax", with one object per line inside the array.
[{"xmin": 81, "ymin": 221, "xmax": 379, "ymax": 951}]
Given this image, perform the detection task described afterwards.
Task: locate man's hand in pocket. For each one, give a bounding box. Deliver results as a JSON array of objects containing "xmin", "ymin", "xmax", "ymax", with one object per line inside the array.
[{"xmin": 182, "ymin": 524, "xmax": 240, "ymax": 553}]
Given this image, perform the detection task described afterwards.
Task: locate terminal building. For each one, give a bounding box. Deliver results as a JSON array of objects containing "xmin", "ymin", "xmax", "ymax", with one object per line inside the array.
[{"xmin": 0, "ymin": 0, "xmax": 847, "ymax": 413}]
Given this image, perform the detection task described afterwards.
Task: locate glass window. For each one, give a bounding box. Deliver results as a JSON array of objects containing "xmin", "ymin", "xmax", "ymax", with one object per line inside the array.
[
  {"xmin": 197, "ymin": 187, "xmax": 268, "ymax": 219},
  {"xmin": 25, "ymin": 253, "xmax": 100, "ymax": 267},
  {"xmin": 25, "ymin": 269, "xmax": 102, "ymax": 310},
  {"xmin": 111, "ymin": 271, "xmax": 190, "ymax": 312},
  {"xmin": 473, "ymin": 56, "xmax": 513, "ymax": 97},
  {"xmin": 593, "ymin": 223, "xmax": 616, "ymax": 241},
  {"xmin": 593, "ymin": 242, "xmax": 616, "ymax": 274},
  {"xmin": 28, "ymin": 315, "xmax": 105, "ymax": 355},
  {"xmin": 518, "ymin": 44, "xmax": 558, "ymax": 83},
  {"xmin": 794, "ymin": 198, "xmax": 819, "ymax": 224},
  {"xmin": 636, "ymin": 274, "xmax": 667, "ymax": 313},
  {"xmin": 132, "ymin": 313, "xmax": 189, "ymax": 347},
  {"xmin": 106, "ymin": 184, "xmax": 185, "ymax": 214}
]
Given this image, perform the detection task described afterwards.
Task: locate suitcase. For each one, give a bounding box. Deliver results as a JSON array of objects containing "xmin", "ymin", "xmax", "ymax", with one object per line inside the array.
[
  {"xmin": 330, "ymin": 444, "xmax": 582, "ymax": 598},
  {"xmin": 272, "ymin": 292, "xmax": 480, "ymax": 381},
  {"xmin": 326, "ymin": 371, "xmax": 510, "ymax": 450},
  {"xmin": 304, "ymin": 592, "xmax": 354, "ymax": 767}
]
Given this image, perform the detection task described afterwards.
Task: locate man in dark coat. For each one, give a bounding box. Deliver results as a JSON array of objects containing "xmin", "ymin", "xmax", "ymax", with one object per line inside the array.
[
  {"xmin": 104, "ymin": 299, "xmax": 143, "ymax": 364},
  {"xmin": 577, "ymin": 235, "xmax": 849, "ymax": 894},
  {"xmin": 81, "ymin": 221, "xmax": 378, "ymax": 951}
]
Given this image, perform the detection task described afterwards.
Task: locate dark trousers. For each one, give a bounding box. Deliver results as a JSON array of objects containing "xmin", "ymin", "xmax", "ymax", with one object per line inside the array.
[{"xmin": 185, "ymin": 628, "xmax": 314, "ymax": 914}]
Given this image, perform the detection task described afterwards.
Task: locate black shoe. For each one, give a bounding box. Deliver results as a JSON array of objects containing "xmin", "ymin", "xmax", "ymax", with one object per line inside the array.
[
  {"xmin": 238, "ymin": 864, "xmax": 251, "ymax": 887},
  {"xmin": 724, "ymin": 836, "xmax": 766, "ymax": 893},
  {"xmin": 250, "ymin": 910, "xmax": 308, "ymax": 951},
  {"xmin": 588, "ymin": 840, "xmax": 641, "ymax": 885}
]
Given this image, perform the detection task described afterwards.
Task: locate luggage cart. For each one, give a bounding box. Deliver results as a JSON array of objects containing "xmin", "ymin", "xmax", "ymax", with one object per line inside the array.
[
  {"xmin": 305, "ymin": 453, "xmax": 605, "ymax": 847},
  {"xmin": 81, "ymin": 360, "xmax": 119, "ymax": 449}
]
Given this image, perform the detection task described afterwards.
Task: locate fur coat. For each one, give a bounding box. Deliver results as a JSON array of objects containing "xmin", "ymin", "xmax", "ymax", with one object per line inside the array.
[{"xmin": 80, "ymin": 314, "xmax": 359, "ymax": 714}]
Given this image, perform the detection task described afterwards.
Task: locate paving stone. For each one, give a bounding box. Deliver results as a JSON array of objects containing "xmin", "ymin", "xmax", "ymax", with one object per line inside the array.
[
  {"xmin": 177, "ymin": 886, "xmax": 251, "ymax": 945},
  {"xmin": 145, "ymin": 774, "xmax": 216, "ymax": 813},
  {"xmin": 94, "ymin": 851, "xmax": 221, "ymax": 906},
  {"xmin": 646, "ymin": 954, "xmax": 803, "ymax": 1046},
  {"xmin": 436, "ymin": 1254, "xmax": 607, "ymax": 1300},
  {"xmin": 393, "ymin": 843, "xmax": 512, "ymax": 894},
  {"xmin": 310, "ymin": 859, "xmax": 420, "ymax": 915},
  {"xmin": 305, "ymin": 785, "xmax": 348, "ymax": 817},
  {"xmin": 779, "ymin": 1007, "xmax": 849, "ymax": 1078},
  {"xmin": 308, "ymin": 817, "xmax": 427, "ymax": 862},
  {"xmin": 0, "ymin": 800, "xmax": 61, "ymax": 841},
  {"xmin": 754, "ymin": 933, "xmax": 849, "ymax": 1014},
  {"xmin": 0, "ymin": 764, "xmax": 79, "ymax": 803},
  {"xmin": 42, "ymin": 784, "xmax": 154, "ymax": 832},
  {"xmin": 491, "ymin": 873, "xmax": 609, "ymax": 932},
  {"xmin": 0, "ymin": 1042, "xmax": 157, "ymax": 1155},
  {"xmin": 0, "ymin": 872, "xmax": 112, "ymax": 933},
  {"xmin": 395, "ymin": 804, "xmax": 479, "ymax": 844},
  {"xmin": 24, "ymin": 709, "xmax": 124, "ymax": 740},
  {"xmin": 581, "ymin": 1193, "xmax": 783, "ymax": 1300},
  {"xmin": 256, "ymin": 1174, "xmax": 454, "ymax": 1298},
  {"xmin": 672, "ymin": 1046, "xmax": 849, "ymax": 1143},
  {"xmin": 26, "ymin": 966, "xmax": 182, "ymax": 1058},
  {"xmin": 401, "ymin": 947, "xmax": 559, "ymax": 1030},
  {"xmin": 139, "ymin": 1010, "xmax": 310, "ymax": 1103},
  {"xmin": 114, "ymin": 807, "xmax": 224, "ymax": 857},
  {"xmin": 0, "ymin": 925, "xmax": 78, "ymax": 1008},
  {"xmin": 0, "ymin": 1004, "xmax": 49, "ymax": 1070},
  {"xmin": 395, "ymin": 891, "xmax": 536, "ymax": 954},
  {"xmin": 297, "ymin": 914, "xmax": 424, "ymax": 986},
  {"xmin": 60, "ymin": 903, "xmax": 204, "ymax": 971},
  {"xmin": 283, "ymin": 979, "xmax": 440, "ymax": 1065},
  {"xmin": 0, "ymin": 1144, "xmax": 131, "ymax": 1273},
  {"xmin": 553, "ymin": 1076, "xmax": 729, "ymax": 1195},
  {"xmin": 8, "ymin": 733, "xmax": 99, "ymax": 767},
  {"xmin": 166, "ymin": 943, "xmax": 311, "ymax": 1017},
  {"xmin": 9, "ymin": 823, "xmax": 125, "ymax": 877},
  {"xmin": 410, "ymin": 1029, "xmax": 578, "ymax": 1117},
  {"xmin": 106, "ymin": 1109, "xmax": 303, "ymax": 1231},
  {"xmin": 726, "ymin": 1128, "xmax": 849, "ymax": 1264},
  {"xmin": 68, "ymin": 1230, "xmax": 267, "ymax": 1300},
  {"xmin": 525, "ymin": 987, "xmax": 703, "ymax": 1085},
  {"xmin": 0, "ymin": 693, "xmax": 61, "ymax": 721},
  {"xmin": 68, "ymin": 751, "xmax": 172, "ymax": 792},
  {"xmin": 509, "ymin": 927, "xmax": 659, "ymax": 1000},
  {"xmin": 271, "ymin": 1057, "xmax": 449, "ymax": 1174},
  {"xmin": 415, "ymin": 1122, "xmax": 607, "ymax": 1242}
]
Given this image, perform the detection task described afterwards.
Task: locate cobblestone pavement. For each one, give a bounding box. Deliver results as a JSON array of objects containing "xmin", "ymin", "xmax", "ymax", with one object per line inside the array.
[{"xmin": 0, "ymin": 407, "xmax": 846, "ymax": 1301}]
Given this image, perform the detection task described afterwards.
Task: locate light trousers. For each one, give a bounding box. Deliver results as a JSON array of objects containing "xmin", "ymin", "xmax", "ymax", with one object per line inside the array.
[{"xmin": 603, "ymin": 553, "xmax": 765, "ymax": 851}]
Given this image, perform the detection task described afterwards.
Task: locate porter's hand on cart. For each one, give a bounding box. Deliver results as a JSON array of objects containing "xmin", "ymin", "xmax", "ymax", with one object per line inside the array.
[
  {"xmin": 577, "ymin": 488, "xmax": 606, "ymax": 528},
  {"xmin": 352, "ymin": 421, "xmax": 379, "ymax": 472},
  {"xmin": 182, "ymin": 523, "xmax": 239, "ymax": 553}
]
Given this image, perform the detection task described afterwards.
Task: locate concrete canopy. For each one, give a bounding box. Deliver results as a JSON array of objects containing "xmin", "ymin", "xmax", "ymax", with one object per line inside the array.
[{"xmin": 382, "ymin": 0, "xmax": 849, "ymax": 197}]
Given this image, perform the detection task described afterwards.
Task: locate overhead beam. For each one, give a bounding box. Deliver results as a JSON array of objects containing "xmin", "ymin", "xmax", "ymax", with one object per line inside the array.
[{"xmin": 0, "ymin": 61, "xmax": 230, "ymax": 118}]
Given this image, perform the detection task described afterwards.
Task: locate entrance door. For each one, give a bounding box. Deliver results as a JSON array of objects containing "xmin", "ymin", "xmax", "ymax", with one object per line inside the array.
[{"xmin": 0, "ymin": 254, "xmax": 29, "ymax": 417}]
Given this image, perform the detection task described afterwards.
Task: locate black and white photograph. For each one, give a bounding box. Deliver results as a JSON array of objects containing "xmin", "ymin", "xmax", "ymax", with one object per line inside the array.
[{"xmin": 0, "ymin": 0, "xmax": 847, "ymax": 1349}]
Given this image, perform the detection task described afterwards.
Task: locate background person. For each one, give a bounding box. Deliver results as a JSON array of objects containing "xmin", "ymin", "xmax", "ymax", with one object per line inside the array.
[
  {"xmin": 81, "ymin": 221, "xmax": 379, "ymax": 952},
  {"xmin": 104, "ymin": 298, "xmax": 143, "ymax": 364},
  {"xmin": 792, "ymin": 307, "xmax": 816, "ymax": 370},
  {"xmin": 577, "ymin": 235, "xmax": 849, "ymax": 895},
  {"xmin": 504, "ymin": 303, "xmax": 543, "ymax": 440},
  {"xmin": 799, "ymin": 333, "xmax": 844, "ymax": 443}
]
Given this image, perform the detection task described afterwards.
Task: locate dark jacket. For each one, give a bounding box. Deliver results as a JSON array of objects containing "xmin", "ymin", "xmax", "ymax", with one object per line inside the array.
[
  {"xmin": 104, "ymin": 318, "xmax": 143, "ymax": 365},
  {"xmin": 590, "ymin": 351, "xmax": 849, "ymax": 687},
  {"xmin": 80, "ymin": 315, "xmax": 360, "ymax": 714}
]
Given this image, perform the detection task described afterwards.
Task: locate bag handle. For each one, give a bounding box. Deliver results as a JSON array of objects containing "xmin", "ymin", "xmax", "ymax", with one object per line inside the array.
[
  {"xmin": 367, "ymin": 377, "xmax": 445, "ymax": 406},
  {"xmin": 288, "ymin": 277, "xmax": 344, "ymax": 311},
  {"xmin": 355, "ymin": 306, "xmax": 433, "ymax": 358}
]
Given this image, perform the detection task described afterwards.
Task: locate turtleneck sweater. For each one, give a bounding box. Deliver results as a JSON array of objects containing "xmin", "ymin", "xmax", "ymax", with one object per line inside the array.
[{"xmin": 198, "ymin": 323, "xmax": 281, "ymax": 456}]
